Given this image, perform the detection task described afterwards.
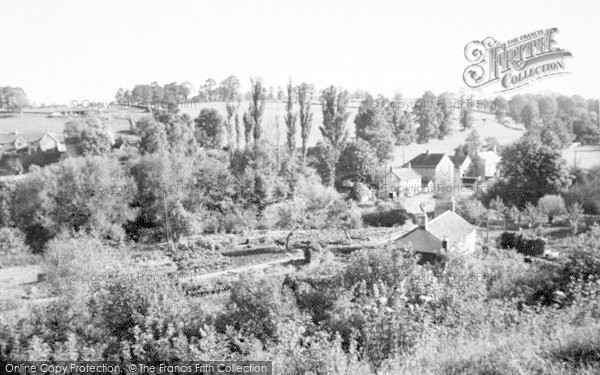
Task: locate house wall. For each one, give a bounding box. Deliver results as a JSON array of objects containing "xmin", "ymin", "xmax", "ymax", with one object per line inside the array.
[
  {"xmin": 453, "ymin": 159, "xmax": 471, "ymax": 185},
  {"xmin": 379, "ymin": 172, "xmax": 401, "ymax": 195},
  {"xmin": 434, "ymin": 156, "xmax": 455, "ymax": 188},
  {"xmin": 474, "ymin": 155, "xmax": 499, "ymax": 178},
  {"xmin": 379, "ymin": 173, "xmax": 421, "ymax": 197},
  {"xmin": 412, "ymin": 167, "xmax": 436, "ymax": 183},
  {"xmin": 398, "ymin": 177, "xmax": 421, "ymax": 196},
  {"xmin": 38, "ymin": 134, "xmax": 57, "ymax": 152}
]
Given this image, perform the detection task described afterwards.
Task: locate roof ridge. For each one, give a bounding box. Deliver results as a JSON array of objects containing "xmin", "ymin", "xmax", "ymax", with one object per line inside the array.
[{"xmin": 427, "ymin": 210, "xmax": 451, "ymax": 225}]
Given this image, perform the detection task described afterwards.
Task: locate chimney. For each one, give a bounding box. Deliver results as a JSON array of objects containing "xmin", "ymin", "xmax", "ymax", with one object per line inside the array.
[
  {"xmin": 425, "ymin": 149, "xmax": 430, "ymax": 155},
  {"xmin": 408, "ymin": 162, "xmax": 412, "ymax": 169},
  {"xmin": 451, "ymin": 196, "xmax": 456, "ymax": 213},
  {"xmin": 390, "ymin": 165, "xmax": 393, "ymax": 173},
  {"xmin": 493, "ymin": 144, "xmax": 497, "ymax": 153},
  {"xmin": 419, "ymin": 203, "xmax": 428, "ymax": 230}
]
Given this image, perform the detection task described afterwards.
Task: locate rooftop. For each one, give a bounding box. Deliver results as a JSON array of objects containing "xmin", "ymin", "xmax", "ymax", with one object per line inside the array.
[
  {"xmin": 404, "ymin": 152, "xmax": 447, "ymax": 168},
  {"xmin": 426, "ymin": 210, "xmax": 475, "ymax": 245},
  {"xmin": 449, "ymin": 154, "xmax": 470, "ymax": 167},
  {"xmin": 390, "ymin": 167, "xmax": 421, "ymax": 180},
  {"xmin": 394, "ymin": 210, "xmax": 475, "ymax": 253},
  {"xmin": 476, "ymin": 150, "xmax": 501, "ymax": 161},
  {"xmin": 0, "ymin": 130, "xmax": 65, "ymax": 145}
]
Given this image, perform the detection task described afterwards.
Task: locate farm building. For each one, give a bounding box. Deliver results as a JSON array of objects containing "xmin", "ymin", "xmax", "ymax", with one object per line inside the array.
[
  {"xmin": 472, "ymin": 147, "xmax": 501, "ymax": 178},
  {"xmin": 0, "ymin": 130, "xmax": 66, "ymax": 154},
  {"xmin": 449, "ymin": 154, "xmax": 471, "ymax": 184},
  {"xmin": 23, "ymin": 106, "xmax": 101, "ymax": 117},
  {"xmin": 403, "ymin": 151, "xmax": 454, "ymax": 188},
  {"xmin": 378, "ymin": 166, "xmax": 422, "ymax": 198},
  {"xmin": 394, "ymin": 201, "xmax": 476, "ymax": 256},
  {"xmin": 0, "ymin": 130, "xmax": 67, "ymax": 174}
]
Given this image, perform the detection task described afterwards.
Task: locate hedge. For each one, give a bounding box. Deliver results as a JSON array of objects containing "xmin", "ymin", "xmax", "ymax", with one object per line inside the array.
[
  {"xmin": 499, "ymin": 231, "xmax": 545, "ymax": 256},
  {"xmin": 362, "ymin": 208, "xmax": 409, "ymax": 227}
]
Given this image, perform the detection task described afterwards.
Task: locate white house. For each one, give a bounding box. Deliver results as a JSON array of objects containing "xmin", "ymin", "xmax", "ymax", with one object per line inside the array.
[
  {"xmin": 394, "ymin": 199, "xmax": 477, "ymax": 257},
  {"xmin": 378, "ymin": 166, "xmax": 422, "ymax": 198},
  {"xmin": 472, "ymin": 146, "xmax": 501, "ymax": 178}
]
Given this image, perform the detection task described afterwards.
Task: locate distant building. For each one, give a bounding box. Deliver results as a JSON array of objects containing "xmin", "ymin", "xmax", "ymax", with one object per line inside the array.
[
  {"xmin": 48, "ymin": 107, "xmax": 100, "ymax": 117},
  {"xmin": 394, "ymin": 198, "xmax": 477, "ymax": 257},
  {"xmin": 0, "ymin": 130, "xmax": 66, "ymax": 175},
  {"xmin": 403, "ymin": 151, "xmax": 454, "ymax": 188},
  {"xmin": 378, "ymin": 166, "xmax": 422, "ymax": 198},
  {"xmin": 0, "ymin": 130, "xmax": 66, "ymax": 154},
  {"xmin": 472, "ymin": 146, "xmax": 501, "ymax": 178}
]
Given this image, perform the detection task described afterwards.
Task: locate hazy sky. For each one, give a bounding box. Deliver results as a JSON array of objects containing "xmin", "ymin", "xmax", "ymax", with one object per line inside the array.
[{"xmin": 1, "ymin": 0, "xmax": 598, "ymax": 104}]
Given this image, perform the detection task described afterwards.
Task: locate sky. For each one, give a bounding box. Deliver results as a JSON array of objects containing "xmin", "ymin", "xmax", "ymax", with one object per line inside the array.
[{"xmin": 0, "ymin": 0, "xmax": 598, "ymax": 105}]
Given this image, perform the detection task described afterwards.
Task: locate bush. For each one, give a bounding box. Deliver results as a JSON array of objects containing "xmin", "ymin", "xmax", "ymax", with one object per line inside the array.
[
  {"xmin": 0, "ymin": 227, "xmax": 37, "ymax": 267},
  {"xmin": 519, "ymin": 237, "xmax": 545, "ymax": 256},
  {"xmin": 498, "ymin": 231, "xmax": 517, "ymax": 249},
  {"xmin": 218, "ymin": 273, "xmax": 301, "ymax": 343},
  {"xmin": 166, "ymin": 237, "xmax": 232, "ymax": 273},
  {"xmin": 261, "ymin": 173, "xmax": 362, "ymax": 230},
  {"xmin": 498, "ymin": 231, "xmax": 545, "ymax": 256},
  {"xmin": 88, "ymin": 274, "xmax": 190, "ymax": 342},
  {"xmin": 13, "ymin": 156, "xmax": 136, "ymax": 251},
  {"xmin": 362, "ymin": 206, "xmax": 409, "ymax": 227},
  {"xmin": 0, "ymin": 227, "xmax": 28, "ymax": 256},
  {"xmin": 457, "ymin": 199, "xmax": 487, "ymax": 224},
  {"xmin": 44, "ymin": 234, "xmax": 130, "ymax": 298},
  {"xmin": 537, "ymin": 194, "xmax": 566, "ymax": 224}
]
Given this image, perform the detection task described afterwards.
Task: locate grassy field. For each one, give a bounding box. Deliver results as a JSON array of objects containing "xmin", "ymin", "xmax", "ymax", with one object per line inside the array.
[{"xmin": 0, "ymin": 112, "xmax": 134, "ymax": 134}]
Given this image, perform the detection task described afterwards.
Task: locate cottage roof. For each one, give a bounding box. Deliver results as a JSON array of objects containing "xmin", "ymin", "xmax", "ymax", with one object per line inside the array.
[
  {"xmin": 395, "ymin": 227, "xmax": 443, "ymax": 253},
  {"xmin": 0, "ymin": 131, "xmax": 65, "ymax": 150},
  {"xmin": 476, "ymin": 150, "xmax": 501, "ymax": 162},
  {"xmin": 426, "ymin": 210, "xmax": 475, "ymax": 245},
  {"xmin": 394, "ymin": 210, "xmax": 475, "ymax": 253},
  {"xmin": 405, "ymin": 152, "xmax": 447, "ymax": 168},
  {"xmin": 449, "ymin": 154, "xmax": 470, "ymax": 168},
  {"xmin": 390, "ymin": 167, "xmax": 421, "ymax": 181}
]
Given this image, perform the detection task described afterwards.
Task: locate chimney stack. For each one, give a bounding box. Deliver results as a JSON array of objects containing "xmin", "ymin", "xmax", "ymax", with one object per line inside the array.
[
  {"xmin": 493, "ymin": 144, "xmax": 497, "ymax": 153},
  {"xmin": 390, "ymin": 165, "xmax": 393, "ymax": 173},
  {"xmin": 419, "ymin": 203, "xmax": 428, "ymax": 230},
  {"xmin": 450, "ymin": 196, "xmax": 456, "ymax": 213},
  {"xmin": 408, "ymin": 162, "xmax": 411, "ymax": 169},
  {"xmin": 425, "ymin": 149, "xmax": 430, "ymax": 155}
]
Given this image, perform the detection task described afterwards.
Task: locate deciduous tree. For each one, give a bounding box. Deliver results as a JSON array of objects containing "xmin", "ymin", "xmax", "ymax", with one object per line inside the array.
[
  {"xmin": 319, "ymin": 86, "xmax": 350, "ymax": 186},
  {"xmin": 194, "ymin": 108, "xmax": 224, "ymax": 149},
  {"xmin": 414, "ymin": 91, "xmax": 439, "ymax": 142},
  {"xmin": 297, "ymin": 82, "xmax": 314, "ymax": 168}
]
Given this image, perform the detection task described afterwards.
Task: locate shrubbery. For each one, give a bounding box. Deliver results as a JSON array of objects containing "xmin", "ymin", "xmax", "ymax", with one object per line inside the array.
[
  {"xmin": 13, "ymin": 156, "xmax": 136, "ymax": 251},
  {"xmin": 262, "ymin": 173, "xmax": 362, "ymax": 230},
  {"xmin": 362, "ymin": 203, "xmax": 409, "ymax": 227},
  {"xmin": 0, "ymin": 226, "xmax": 36, "ymax": 267},
  {"xmin": 0, "ymin": 227, "xmax": 28, "ymax": 256},
  {"xmin": 499, "ymin": 231, "xmax": 546, "ymax": 256}
]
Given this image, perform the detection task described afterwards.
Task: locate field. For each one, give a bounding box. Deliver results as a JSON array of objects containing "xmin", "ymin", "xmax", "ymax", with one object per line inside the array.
[{"xmin": 0, "ymin": 112, "xmax": 135, "ymax": 134}]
